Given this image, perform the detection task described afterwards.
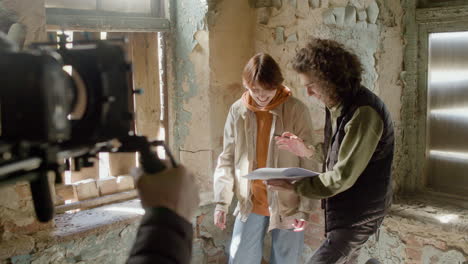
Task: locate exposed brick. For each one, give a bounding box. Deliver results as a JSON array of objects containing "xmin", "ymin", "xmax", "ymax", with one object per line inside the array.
[
  {"xmin": 206, "ymin": 250, "xmax": 226, "ymax": 264},
  {"xmin": 3, "ymin": 219, "xmax": 53, "ymax": 235},
  {"xmin": 405, "ymin": 234, "xmax": 422, "ymax": 248},
  {"xmin": 406, "ymin": 247, "xmax": 422, "ymax": 261},
  {"xmin": 422, "ymin": 238, "xmax": 448, "ymax": 251},
  {"xmin": 309, "ymin": 212, "xmax": 323, "ymax": 225},
  {"xmin": 304, "ymin": 223, "xmax": 325, "ymax": 247}
]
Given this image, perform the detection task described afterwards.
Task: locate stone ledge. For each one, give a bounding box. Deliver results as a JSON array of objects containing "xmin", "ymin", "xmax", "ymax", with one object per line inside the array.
[
  {"xmin": 56, "ymin": 190, "xmax": 138, "ymax": 214},
  {"xmin": 50, "ymin": 199, "xmax": 143, "ymax": 242},
  {"xmin": 389, "ymin": 197, "xmax": 468, "ymax": 234},
  {"xmin": 0, "ymin": 199, "xmax": 143, "ymax": 260}
]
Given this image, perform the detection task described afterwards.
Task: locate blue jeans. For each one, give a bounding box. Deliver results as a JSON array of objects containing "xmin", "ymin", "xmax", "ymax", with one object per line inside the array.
[{"xmin": 229, "ymin": 213, "xmax": 304, "ymax": 264}]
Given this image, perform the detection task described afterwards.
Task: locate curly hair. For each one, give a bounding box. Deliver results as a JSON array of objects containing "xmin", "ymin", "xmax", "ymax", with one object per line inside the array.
[
  {"xmin": 243, "ymin": 53, "xmax": 284, "ymax": 90},
  {"xmin": 292, "ymin": 38, "xmax": 363, "ymax": 101}
]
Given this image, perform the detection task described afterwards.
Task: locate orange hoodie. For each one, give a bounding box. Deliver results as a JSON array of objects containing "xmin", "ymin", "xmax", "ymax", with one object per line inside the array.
[{"xmin": 242, "ymin": 86, "xmax": 291, "ymax": 216}]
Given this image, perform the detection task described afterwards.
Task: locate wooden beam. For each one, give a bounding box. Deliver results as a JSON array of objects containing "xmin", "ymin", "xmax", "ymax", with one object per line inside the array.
[
  {"xmin": 131, "ymin": 32, "xmax": 161, "ymax": 139},
  {"xmin": 107, "ymin": 32, "xmax": 138, "ymax": 176},
  {"xmin": 416, "ymin": 6, "xmax": 468, "ymax": 23},
  {"xmin": 46, "ymin": 8, "xmax": 170, "ymax": 32}
]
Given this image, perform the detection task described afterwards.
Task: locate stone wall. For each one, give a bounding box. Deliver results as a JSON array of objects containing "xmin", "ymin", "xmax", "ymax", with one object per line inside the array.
[
  {"xmin": 252, "ymin": 0, "xmax": 404, "ymax": 188},
  {"xmin": 1, "ymin": 200, "xmax": 141, "ymax": 264}
]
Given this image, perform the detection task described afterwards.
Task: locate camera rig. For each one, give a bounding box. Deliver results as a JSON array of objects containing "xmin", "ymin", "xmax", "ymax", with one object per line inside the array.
[{"xmin": 0, "ymin": 35, "xmax": 169, "ymax": 222}]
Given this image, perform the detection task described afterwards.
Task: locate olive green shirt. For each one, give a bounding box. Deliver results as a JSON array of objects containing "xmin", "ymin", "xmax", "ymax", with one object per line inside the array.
[{"xmin": 295, "ymin": 105, "xmax": 384, "ymax": 199}]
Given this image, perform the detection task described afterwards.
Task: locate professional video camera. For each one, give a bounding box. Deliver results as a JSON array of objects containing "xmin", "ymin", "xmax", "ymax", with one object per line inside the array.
[{"xmin": 0, "ymin": 33, "xmax": 171, "ymax": 222}]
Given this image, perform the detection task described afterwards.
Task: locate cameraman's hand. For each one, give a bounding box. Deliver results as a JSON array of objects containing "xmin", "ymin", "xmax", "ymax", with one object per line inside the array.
[{"xmin": 136, "ymin": 165, "xmax": 200, "ymax": 223}]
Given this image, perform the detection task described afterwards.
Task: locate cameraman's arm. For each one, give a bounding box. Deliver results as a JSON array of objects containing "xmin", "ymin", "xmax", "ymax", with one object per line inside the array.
[
  {"xmin": 127, "ymin": 166, "xmax": 200, "ymax": 264},
  {"xmin": 127, "ymin": 207, "xmax": 193, "ymax": 264}
]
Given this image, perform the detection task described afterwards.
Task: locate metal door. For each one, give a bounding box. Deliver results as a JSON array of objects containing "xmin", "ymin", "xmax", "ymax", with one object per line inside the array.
[{"xmin": 427, "ymin": 31, "xmax": 468, "ymax": 196}]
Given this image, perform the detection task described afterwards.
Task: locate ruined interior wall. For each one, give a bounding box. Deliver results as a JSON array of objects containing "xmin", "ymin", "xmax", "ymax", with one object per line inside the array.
[
  {"xmin": 167, "ymin": 1, "xmax": 256, "ymax": 262},
  {"xmin": 168, "ymin": 0, "xmax": 212, "ymax": 204},
  {"xmin": 168, "ymin": 0, "xmax": 255, "ymax": 205}
]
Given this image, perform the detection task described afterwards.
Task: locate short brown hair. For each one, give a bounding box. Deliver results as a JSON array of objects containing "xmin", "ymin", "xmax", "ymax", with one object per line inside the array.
[
  {"xmin": 292, "ymin": 38, "xmax": 363, "ymax": 100},
  {"xmin": 242, "ymin": 53, "xmax": 284, "ymax": 90}
]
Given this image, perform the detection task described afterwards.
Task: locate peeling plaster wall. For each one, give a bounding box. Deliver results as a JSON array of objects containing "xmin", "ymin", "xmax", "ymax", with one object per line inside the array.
[
  {"xmin": 168, "ymin": 0, "xmax": 212, "ymax": 203},
  {"xmin": 169, "ymin": 0, "xmax": 256, "ymax": 204},
  {"xmin": 208, "ymin": 0, "xmax": 256, "ymax": 199}
]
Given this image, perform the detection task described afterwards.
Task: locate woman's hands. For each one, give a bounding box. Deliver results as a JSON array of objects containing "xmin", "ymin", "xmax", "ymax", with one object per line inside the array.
[
  {"xmin": 214, "ymin": 210, "xmax": 227, "ymax": 230},
  {"xmin": 293, "ymin": 219, "xmax": 307, "ymax": 232},
  {"xmin": 275, "ymin": 132, "xmax": 314, "ymax": 158}
]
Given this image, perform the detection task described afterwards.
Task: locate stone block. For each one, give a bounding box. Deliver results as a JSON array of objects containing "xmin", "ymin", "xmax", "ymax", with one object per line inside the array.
[
  {"xmin": 286, "ymin": 33, "xmax": 298, "ymax": 42},
  {"xmin": 356, "ymin": 21, "xmax": 367, "ymax": 29},
  {"xmin": 357, "ymin": 10, "xmax": 367, "ymax": 21},
  {"xmin": 344, "ymin": 6, "xmax": 356, "ymax": 26},
  {"xmin": 367, "ymin": 1, "xmax": 379, "ymax": 24},
  {"xmin": 273, "ymin": 0, "xmax": 282, "ymax": 9},
  {"xmin": 288, "ymin": 0, "xmax": 297, "ymax": 8},
  {"xmin": 97, "ymin": 176, "xmax": 119, "ymax": 196},
  {"xmin": 116, "ymin": 175, "xmax": 135, "ymax": 192},
  {"xmin": 322, "ymin": 9, "xmax": 336, "ymax": 25},
  {"xmin": 332, "ymin": 7, "xmax": 345, "ymax": 26},
  {"xmin": 320, "ymin": 0, "xmax": 329, "ymax": 8},
  {"xmin": 55, "ymin": 184, "xmax": 74, "ymax": 204},
  {"xmin": 406, "ymin": 248, "xmax": 422, "ymax": 261},
  {"xmin": 73, "ymin": 179, "xmax": 99, "ymax": 201},
  {"xmin": 257, "ymin": 7, "xmax": 271, "ymax": 25},
  {"xmin": 309, "ymin": 0, "xmax": 319, "ymax": 8},
  {"xmin": 255, "ymin": 0, "xmax": 273, "ymax": 8},
  {"xmin": 275, "ymin": 27, "xmax": 285, "ymax": 44}
]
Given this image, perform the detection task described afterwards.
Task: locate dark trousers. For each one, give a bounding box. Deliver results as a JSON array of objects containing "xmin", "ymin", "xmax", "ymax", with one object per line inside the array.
[{"xmin": 307, "ymin": 218, "xmax": 384, "ymax": 264}]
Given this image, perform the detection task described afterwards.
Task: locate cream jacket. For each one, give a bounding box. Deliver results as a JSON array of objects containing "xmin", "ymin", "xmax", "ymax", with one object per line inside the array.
[{"xmin": 213, "ymin": 96, "xmax": 322, "ymax": 230}]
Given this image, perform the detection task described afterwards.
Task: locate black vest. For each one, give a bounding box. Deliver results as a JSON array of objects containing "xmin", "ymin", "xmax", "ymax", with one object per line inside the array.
[{"xmin": 322, "ymin": 87, "xmax": 394, "ymax": 232}]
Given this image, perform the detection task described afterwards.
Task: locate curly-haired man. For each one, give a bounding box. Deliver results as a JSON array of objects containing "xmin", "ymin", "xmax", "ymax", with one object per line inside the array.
[{"xmin": 268, "ymin": 38, "xmax": 394, "ymax": 264}]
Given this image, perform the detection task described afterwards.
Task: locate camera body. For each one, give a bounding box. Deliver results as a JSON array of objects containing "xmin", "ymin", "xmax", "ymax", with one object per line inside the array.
[
  {"xmin": 0, "ymin": 38, "xmax": 166, "ymax": 222},
  {"xmin": 0, "ymin": 51, "xmax": 71, "ymax": 142}
]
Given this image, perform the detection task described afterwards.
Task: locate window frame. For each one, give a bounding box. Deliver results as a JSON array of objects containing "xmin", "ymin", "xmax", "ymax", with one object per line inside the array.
[
  {"xmin": 411, "ymin": 5, "xmax": 468, "ymax": 206},
  {"xmin": 44, "ymin": 1, "xmax": 170, "ymax": 211}
]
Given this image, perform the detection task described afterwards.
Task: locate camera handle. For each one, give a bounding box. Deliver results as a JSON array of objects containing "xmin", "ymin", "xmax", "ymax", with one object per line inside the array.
[
  {"xmin": 30, "ymin": 171, "xmax": 54, "ymax": 222},
  {"xmin": 118, "ymin": 135, "xmax": 176, "ymax": 174}
]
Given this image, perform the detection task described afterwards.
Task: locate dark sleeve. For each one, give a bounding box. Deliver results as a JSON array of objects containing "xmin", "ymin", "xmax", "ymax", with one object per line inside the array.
[{"xmin": 127, "ymin": 207, "xmax": 193, "ymax": 264}]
